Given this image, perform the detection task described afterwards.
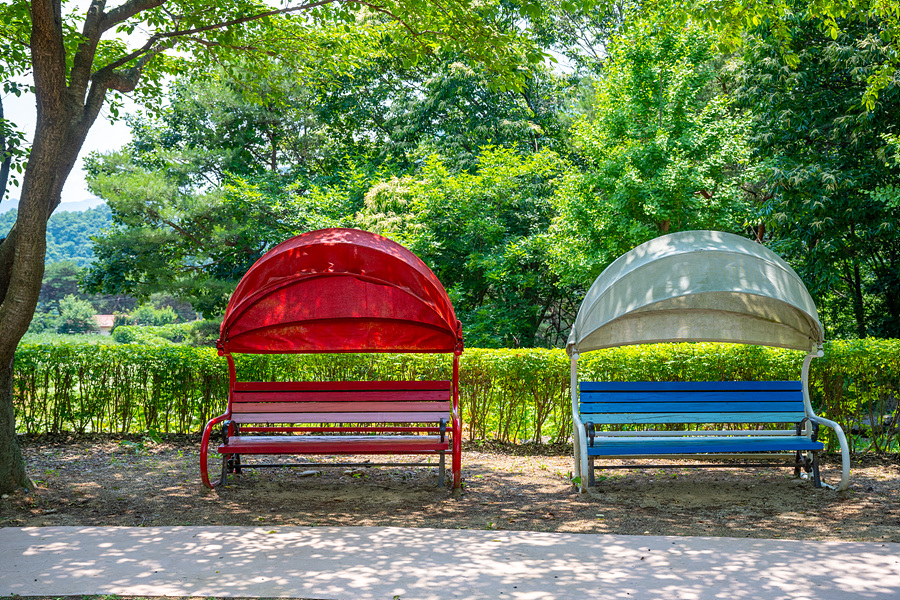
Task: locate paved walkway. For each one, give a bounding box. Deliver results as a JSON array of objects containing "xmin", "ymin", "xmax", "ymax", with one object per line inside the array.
[{"xmin": 2, "ymin": 526, "xmax": 899, "ymax": 600}]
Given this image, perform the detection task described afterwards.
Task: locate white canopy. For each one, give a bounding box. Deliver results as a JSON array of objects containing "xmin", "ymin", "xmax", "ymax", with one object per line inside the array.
[{"xmin": 566, "ymin": 231, "xmax": 824, "ymax": 354}]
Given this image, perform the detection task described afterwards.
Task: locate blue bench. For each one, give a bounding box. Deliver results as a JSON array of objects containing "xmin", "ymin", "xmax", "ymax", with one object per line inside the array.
[{"xmin": 577, "ymin": 381, "xmax": 827, "ymax": 488}]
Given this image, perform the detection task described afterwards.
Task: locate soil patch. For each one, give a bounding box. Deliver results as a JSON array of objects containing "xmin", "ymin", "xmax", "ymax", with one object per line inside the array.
[{"xmin": 2, "ymin": 434, "xmax": 899, "ymax": 542}]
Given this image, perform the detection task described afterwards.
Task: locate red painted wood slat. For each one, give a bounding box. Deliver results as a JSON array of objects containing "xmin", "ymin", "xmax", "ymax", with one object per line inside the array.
[
  {"xmin": 230, "ymin": 411, "xmax": 450, "ymax": 424},
  {"xmin": 233, "ymin": 380, "xmax": 451, "ymax": 392},
  {"xmin": 232, "ymin": 390, "xmax": 450, "ymax": 403},
  {"xmin": 231, "ymin": 401, "xmax": 450, "ymax": 413},
  {"xmin": 218, "ymin": 435, "xmax": 449, "ymax": 454}
]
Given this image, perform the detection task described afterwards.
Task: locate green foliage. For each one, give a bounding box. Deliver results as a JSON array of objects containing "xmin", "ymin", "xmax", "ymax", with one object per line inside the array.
[
  {"xmin": 812, "ymin": 338, "xmax": 900, "ymax": 453},
  {"xmin": 687, "ymin": 0, "xmax": 900, "ymax": 107},
  {"xmin": 735, "ymin": 15, "xmax": 900, "ymax": 338},
  {"xmin": 37, "ymin": 261, "xmax": 83, "ymax": 314},
  {"xmin": 0, "ymin": 205, "xmax": 111, "ymax": 266},
  {"xmin": 361, "ymin": 146, "xmax": 577, "ymax": 347},
  {"xmin": 130, "ymin": 304, "xmax": 179, "ymax": 327},
  {"xmin": 56, "ymin": 295, "xmax": 99, "ymax": 335},
  {"xmin": 11, "ymin": 339, "xmax": 900, "ymax": 454},
  {"xmin": 111, "ymin": 323, "xmax": 192, "ymax": 345},
  {"xmin": 546, "ymin": 13, "xmax": 754, "ymax": 286}
]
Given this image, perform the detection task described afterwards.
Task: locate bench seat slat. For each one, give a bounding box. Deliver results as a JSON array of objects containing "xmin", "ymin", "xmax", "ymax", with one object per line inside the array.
[
  {"xmin": 233, "ymin": 390, "xmax": 451, "ymax": 402},
  {"xmin": 586, "ymin": 435, "xmax": 824, "ymax": 456},
  {"xmin": 581, "ymin": 411, "xmax": 807, "ymax": 424},
  {"xmin": 219, "ymin": 434, "xmax": 449, "ymax": 455},
  {"xmin": 580, "ymin": 381, "xmax": 802, "ymax": 392},
  {"xmin": 581, "ymin": 401, "xmax": 805, "ymax": 414},
  {"xmin": 232, "ymin": 401, "xmax": 450, "ymax": 413},
  {"xmin": 230, "ymin": 411, "xmax": 450, "ymax": 424}
]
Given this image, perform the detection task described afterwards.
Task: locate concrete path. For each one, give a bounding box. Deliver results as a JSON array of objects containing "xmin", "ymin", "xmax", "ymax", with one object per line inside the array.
[{"xmin": 2, "ymin": 526, "xmax": 899, "ymax": 600}]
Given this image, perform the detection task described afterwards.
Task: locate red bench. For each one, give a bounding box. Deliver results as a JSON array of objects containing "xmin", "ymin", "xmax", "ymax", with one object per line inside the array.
[
  {"xmin": 200, "ymin": 380, "xmax": 460, "ymax": 487},
  {"xmin": 199, "ymin": 228, "xmax": 465, "ymax": 489}
]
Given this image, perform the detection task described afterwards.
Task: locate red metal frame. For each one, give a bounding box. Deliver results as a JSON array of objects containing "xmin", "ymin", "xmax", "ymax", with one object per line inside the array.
[{"xmin": 200, "ymin": 228, "xmax": 463, "ymax": 489}]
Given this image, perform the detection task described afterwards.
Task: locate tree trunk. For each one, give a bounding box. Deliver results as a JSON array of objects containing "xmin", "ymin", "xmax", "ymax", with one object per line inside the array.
[
  {"xmin": 0, "ymin": 356, "xmax": 30, "ymax": 492},
  {"xmin": 0, "ymin": 0, "xmax": 103, "ymax": 491},
  {"xmin": 852, "ymin": 259, "xmax": 866, "ymax": 339}
]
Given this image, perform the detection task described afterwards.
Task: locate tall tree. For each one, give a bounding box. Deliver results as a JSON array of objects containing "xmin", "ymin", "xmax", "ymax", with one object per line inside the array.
[
  {"xmin": 360, "ymin": 146, "xmax": 575, "ymax": 347},
  {"xmin": 0, "ymin": 0, "xmax": 550, "ymax": 494},
  {"xmin": 83, "ymin": 50, "xmax": 574, "ymax": 316},
  {"xmin": 734, "ymin": 14, "xmax": 900, "ymax": 338},
  {"xmin": 685, "ymin": 0, "xmax": 900, "ymax": 107},
  {"xmin": 546, "ymin": 13, "xmax": 754, "ymax": 287}
]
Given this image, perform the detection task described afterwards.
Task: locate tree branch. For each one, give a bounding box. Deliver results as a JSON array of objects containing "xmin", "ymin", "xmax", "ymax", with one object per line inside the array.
[
  {"xmin": 31, "ymin": 0, "xmax": 68, "ymax": 113},
  {"xmin": 69, "ymin": 0, "xmax": 114, "ymax": 100},
  {"xmin": 155, "ymin": 0, "xmax": 340, "ymax": 40},
  {"xmin": 100, "ymin": 0, "xmax": 168, "ymax": 34}
]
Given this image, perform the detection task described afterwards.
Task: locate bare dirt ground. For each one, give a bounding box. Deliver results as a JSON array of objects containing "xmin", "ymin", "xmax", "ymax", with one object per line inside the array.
[{"xmin": 2, "ymin": 434, "xmax": 899, "ymax": 543}]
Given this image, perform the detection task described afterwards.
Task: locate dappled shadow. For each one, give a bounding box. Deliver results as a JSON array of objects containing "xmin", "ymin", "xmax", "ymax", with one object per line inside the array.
[{"xmin": 2, "ymin": 526, "xmax": 900, "ymax": 599}]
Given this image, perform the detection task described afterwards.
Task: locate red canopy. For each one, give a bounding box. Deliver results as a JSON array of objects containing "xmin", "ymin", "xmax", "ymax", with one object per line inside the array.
[{"xmin": 218, "ymin": 228, "xmax": 462, "ymax": 355}]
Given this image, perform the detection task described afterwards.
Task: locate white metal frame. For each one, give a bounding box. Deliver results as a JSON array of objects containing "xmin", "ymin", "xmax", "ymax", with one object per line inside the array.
[{"xmin": 570, "ymin": 344, "xmax": 850, "ymax": 492}]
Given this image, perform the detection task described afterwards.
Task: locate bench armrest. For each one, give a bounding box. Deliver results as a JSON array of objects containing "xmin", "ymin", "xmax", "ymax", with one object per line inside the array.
[
  {"xmin": 795, "ymin": 417, "xmax": 819, "ymax": 441},
  {"xmin": 439, "ymin": 418, "xmax": 447, "ymax": 443},
  {"xmin": 806, "ymin": 415, "xmax": 850, "ymax": 491}
]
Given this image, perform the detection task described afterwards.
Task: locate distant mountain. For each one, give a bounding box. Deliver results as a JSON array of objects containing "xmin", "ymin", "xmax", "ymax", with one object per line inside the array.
[
  {"xmin": 0, "ymin": 197, "xmax": 106, "ymax": 213},
  {"xmin": 0, "ymin": 204, "xmax": 112, "ymax": 266}
]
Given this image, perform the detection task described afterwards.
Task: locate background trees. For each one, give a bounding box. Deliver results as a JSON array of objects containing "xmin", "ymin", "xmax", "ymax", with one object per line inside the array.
[
  {"xmin": 735, "ymin": 14, "xmax": 900, "ymax": 338},
  {"xmin": 546, "ymin": 13, "xmax": 754, "ymax": 287},
  {"xmin": 361, "ymin": 146, "xmax": 575, "ymax": 347}
]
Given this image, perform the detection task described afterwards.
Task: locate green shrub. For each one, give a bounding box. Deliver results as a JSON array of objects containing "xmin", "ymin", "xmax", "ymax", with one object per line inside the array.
[{"xmin": 11, "ymin": 339, "xmax": 900, "ymax": 453}]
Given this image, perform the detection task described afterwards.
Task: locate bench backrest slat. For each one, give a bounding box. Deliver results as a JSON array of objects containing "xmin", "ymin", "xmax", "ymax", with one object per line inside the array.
[
  {"xmin": 233, "ymin": 390, "xmax": 450, "ymax": 403},
  {"xmin": 233, "ymin": 380, "xmax": 452, "ymax": 392},
  {"xmin": 579, "ymin": 381, "xmax": 807, "ymax": 425},
  {"xmin": 580, "ymin": 381, "xmax": 801, "ymax": 392},
  {"xmin": 228, "ymin": 380, "xmax": 452, "ymax": 425},
  {"xmin": 231, "ymin": 411, "xmax": 450, "ymax": 424}
]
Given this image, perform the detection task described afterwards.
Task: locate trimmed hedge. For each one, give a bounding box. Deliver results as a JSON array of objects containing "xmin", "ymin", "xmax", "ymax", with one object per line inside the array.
[{"xmin": 11, "ymin": 340, "xmax": 900, "ymax": 453}]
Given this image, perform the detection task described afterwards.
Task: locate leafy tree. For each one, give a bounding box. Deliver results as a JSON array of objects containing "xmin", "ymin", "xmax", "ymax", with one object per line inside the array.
[
  {"xmin": 546, "ymin": 14, "xmax": 754, "ymax": 287},
  {"xmin": 314, "ymin": 58, "xmax": 574, "ymax": 172},
  {"xmin": 84, "ymin": 49, "xmax": 576, "ymax": 316},
  {"xmin": 2, "ymin": 205, "xmax": 112, "ymax": 266},
  {"xmin": 37, "ymin": 260, "xmax": 83, "ymax": 313},
  {"xmin": 129, "ymin": 303, "xmax": 179, "ymax": 326},
  {"xmin": 734, "ymin": 14, "xmax": 900, "ymax": 338},
  {"xmin": 0, "ymin": 0, "xmax": 556, "ymax": 493},
  {"xmin": 685, "ymin": 0, "xmax": 900, "ymax": 107},
  {"xmin": 361, "ymin": 146, "xmax": 576, "ymax": 347},
  {"xmin": 56, "ymin": 294, "xmax": 98, "ymax": 334}
]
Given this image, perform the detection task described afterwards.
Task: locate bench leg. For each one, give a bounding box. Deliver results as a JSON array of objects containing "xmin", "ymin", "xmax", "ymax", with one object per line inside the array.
[
  {"xmin": 588, "ymin": 457, "xmax": 595, "ymax": 487},
  {"xmin": 438, "ymin": 452, "xmax": 445, "ymax": 487},
  {"xmin": 812, "ymin": 451, "xmax": 822, "ymax": 488},
  {"xmin": 219, "ymin": 454, "xmax": 227, "ymax": 487},
  {"xmin": 794, "ymin": 451, "xmax": 802, "ymax": 478}
]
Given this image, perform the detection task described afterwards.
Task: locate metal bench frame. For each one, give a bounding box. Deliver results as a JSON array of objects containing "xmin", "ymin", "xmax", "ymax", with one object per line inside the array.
[
  {"xmin": 570, "ymin": 350, "xmax": 850, "ymax": 491},
  {"xmin": 200, "ymin": 377, "xmax": 460, "ymax": 488}
]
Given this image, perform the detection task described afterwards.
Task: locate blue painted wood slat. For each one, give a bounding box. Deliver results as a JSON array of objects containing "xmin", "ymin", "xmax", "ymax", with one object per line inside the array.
[
  {"xmin": 579, "ymin": 390, "xmax": 803, "ymax": 405},
  {"xmin": 580, "ymin": 411, "xmax": 807, "ymax": 424},
  {"xmin": 580, "ymin": 381, "xmax": 802, "ymax": 392},
  {"xmin": 580, "ymin": 401, "xmax": 804, "ymax": 414},
  {"xmin": 586, "ymin": 436, "xmax": 824, "ymax": 456}
]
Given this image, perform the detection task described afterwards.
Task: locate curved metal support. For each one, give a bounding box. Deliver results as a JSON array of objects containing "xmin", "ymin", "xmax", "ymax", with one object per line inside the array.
[
  {"xmin": 570, "ymin": 352, "xmax": 589, "ymax": 492},
  {"xmin": 802, "ymin": 347, "xmax": 850, "ymax": 491},
  {"xmin": 200, "ymin": 414, "xmax": 228, "ymax": 489}
]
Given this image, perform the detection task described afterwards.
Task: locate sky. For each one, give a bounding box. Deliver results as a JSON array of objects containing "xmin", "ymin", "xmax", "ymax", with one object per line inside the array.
[{"xmin": 3, "ymin": 88, "xmax": 133, "ymax": 207}]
